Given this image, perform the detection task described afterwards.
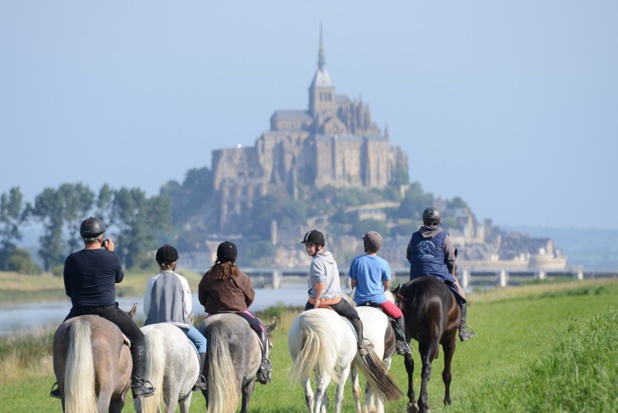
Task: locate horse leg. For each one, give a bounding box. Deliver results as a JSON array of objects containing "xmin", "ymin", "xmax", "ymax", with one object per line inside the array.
[
  {"xmin": 441, "ymin": 335, "xmax": 457, "ymax": 406},
  {"xmin": 403, "ymin": 352, "xmax": 418, "ymax": 413},
  {"xmin": 314, "ymin": 371, "xmax": 330, "ymax": 413},
  {"xmin": 108, "ymin": 395, "xmax": 126, "ymax": 413},
  {"xmin": 418, "ymin": 341, "xmax": 439, "ymax": 413},
  {"xmin": 240, "ymin": 379, "xmax": 256, "ymax": 413},
  {"xmin": 349, "ymin": 363, "xmax": 363, "ymax": 413},
  {"xmin": 334, "ymin": 365, "xmax": 351, "ymax": 413},
  {"xmin": 302, "ymin": 377, "xmax": 315, "ymax": 413},
  {"xmin": 179, "ymin": 392, "xmax": 193, "ymax": 413}
]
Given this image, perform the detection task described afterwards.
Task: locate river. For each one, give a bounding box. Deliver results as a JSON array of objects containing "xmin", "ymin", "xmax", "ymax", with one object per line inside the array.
[{"xmin": 0, "ymin": 285, "xmax": 310, "ymax": 337}]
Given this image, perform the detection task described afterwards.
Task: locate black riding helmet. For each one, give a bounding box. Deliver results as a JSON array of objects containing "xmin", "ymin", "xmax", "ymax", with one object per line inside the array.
[
  {"xmin": 300, "ymin": 230, "xmax": 325, "ymax": 246},
  {"xmin": 80, "ymin": 217, "xmax": 106, "ymax": 241},
  {"xmin": 156, "ymin": 244, "xmax": 179, "ymax": 266},
  {"xmin": 422, "ymin": 207, "xmax": 441, "ymax": 226}
]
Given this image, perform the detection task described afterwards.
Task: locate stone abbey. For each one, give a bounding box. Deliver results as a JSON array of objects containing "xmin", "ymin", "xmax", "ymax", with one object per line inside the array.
[{"xmin": 211, "ymin": 31, "xmax": 408, "ymax": 225}]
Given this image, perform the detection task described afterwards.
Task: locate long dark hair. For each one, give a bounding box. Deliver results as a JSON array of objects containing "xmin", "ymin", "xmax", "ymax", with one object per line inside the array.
[{"xmin": 205, "ymin": 261, "xmax": 241, "ymax": 280}]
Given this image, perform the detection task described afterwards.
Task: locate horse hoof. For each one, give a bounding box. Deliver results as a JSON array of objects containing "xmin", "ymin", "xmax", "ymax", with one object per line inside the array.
[{"xmin": 407, "ymin": 402, "xmax": 419, "ymax": 413}]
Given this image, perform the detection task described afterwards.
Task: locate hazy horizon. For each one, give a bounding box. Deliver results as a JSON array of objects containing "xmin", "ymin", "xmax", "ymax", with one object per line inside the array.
[{"xmin": 2, "ymin": 1, "xmax": 617, "ymax": 230}]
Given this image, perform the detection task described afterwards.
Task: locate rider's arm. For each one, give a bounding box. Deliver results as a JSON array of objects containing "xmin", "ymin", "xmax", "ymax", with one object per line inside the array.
[
  {"xmin": 444, "ymin": 235, "xmax": 457, "ymax": 276},
  {"xmin": 383, "ymin": 279, "xmax": 390, "ymax": 291}
]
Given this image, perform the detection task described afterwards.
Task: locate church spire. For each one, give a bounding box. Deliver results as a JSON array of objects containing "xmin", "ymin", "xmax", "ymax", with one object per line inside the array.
[{"xmin": 318, "ymin": 22, "xmax": 326, "ymax": 70}]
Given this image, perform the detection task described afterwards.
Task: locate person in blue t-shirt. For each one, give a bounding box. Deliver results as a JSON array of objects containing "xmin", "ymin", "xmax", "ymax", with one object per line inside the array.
[
  {"xmin": 407, "ymin": 207, "xmax": 475, "ymax": 341},
  {"xmin": 348, "ymin": 231, "xmax": 411, "ymax": 355}
]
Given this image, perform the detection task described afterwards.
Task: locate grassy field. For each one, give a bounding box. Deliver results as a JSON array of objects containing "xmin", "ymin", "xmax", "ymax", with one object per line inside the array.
[{"xmin": 1, "ymin": 276, "xmax": 617, "ymax": 412}]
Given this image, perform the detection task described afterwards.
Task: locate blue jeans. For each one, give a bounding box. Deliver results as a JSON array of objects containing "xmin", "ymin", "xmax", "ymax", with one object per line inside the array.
[{"xmin": 181, "ymin": 325, "xmax": 207, "ymax": 353}]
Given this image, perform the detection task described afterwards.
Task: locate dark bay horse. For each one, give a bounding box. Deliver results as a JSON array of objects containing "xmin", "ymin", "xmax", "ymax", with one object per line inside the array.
[
  {"xmin": 394, "ymin": 276, "xmax": 460, "ymax": 413},
  {"xmin": 197, "ymin": 314, "xmax": 276, "ymax": 413},
  {"xmin": 52, "ymin": 314, "xmax": 133, "ymax": 413}
]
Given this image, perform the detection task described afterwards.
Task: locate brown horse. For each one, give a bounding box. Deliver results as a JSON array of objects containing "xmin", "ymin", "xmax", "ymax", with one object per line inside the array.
[
  {"xmin": 394, "ymin": 276, "xmax": 460, "ymax": 413},
  {"xmin": 52, "ymin": 305, "xmax": 137, "ymax": 413}
]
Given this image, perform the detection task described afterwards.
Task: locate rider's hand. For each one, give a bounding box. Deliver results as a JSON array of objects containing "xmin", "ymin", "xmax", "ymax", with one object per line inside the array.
[{"xmin": 103, "ymin": 238, "xmax": 115, "ymax": 251}]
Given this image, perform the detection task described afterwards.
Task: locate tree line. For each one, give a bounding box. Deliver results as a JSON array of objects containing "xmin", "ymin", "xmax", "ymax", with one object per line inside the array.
[{"xmin": 0, "ymin": 184, "xmax": 171, "ymax": 275}]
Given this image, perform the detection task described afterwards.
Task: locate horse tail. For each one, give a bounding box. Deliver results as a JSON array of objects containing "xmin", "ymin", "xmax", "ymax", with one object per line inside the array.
[
  {"xmin": 290, "ymin": 312, "xmax": 340, "ymax": 384},
  {"xmin": 64, "ymin": 319, "xmax": 97, "ymax": 413},
  {"xmin": 207, "ymin": 322, "xmax": 239, "ymax": 413},
  {"xmin": 141, "ymin": 328, "xmax": 166, "ymax": 413},
  {"xmin": 356, "ymin": 350, "xmax": 403, "ymax": 402}
]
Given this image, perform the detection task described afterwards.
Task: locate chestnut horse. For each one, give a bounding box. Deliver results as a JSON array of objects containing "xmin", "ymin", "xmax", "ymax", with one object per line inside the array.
[
  {"xmin": 394, "ymin": 276, "xmax": 460, "ymax": 413},
  {"xmin": 52, "ymin": 315, "xmax": 133, "ymax": 413}
]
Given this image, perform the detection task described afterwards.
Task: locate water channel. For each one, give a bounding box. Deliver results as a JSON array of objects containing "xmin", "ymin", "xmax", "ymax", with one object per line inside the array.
[{"xmin": 0, "ymin": 284, "xmax": 310, "ymax": 337}]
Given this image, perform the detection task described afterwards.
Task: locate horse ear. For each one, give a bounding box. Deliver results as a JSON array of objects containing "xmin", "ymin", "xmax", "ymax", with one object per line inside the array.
[
  {"xmin": 266, "ymin": 320, "xmax": 277, "ymax": 333},
  {"xmin": 128, "ymin": 303, "xmax": 138, "ymax": 319}
]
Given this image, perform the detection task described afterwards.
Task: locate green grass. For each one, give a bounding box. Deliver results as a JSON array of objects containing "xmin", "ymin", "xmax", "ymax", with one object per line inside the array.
[{"xmin": 1, "ymin": 279, "xmax": 618, "ymax": 412}]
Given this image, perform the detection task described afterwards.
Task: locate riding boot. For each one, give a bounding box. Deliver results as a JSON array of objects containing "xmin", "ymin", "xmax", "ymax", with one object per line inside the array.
[
  {"xmin": 131, "ymin": 347, "xmax": 156, "ymax": 399},
  {"xmin": 391, "ymin": 317, "xmax": 411, "ymax": 355},
  {"xmin": 351, "ymin": 318, "xmax": 369, "ymax": 356},
  {"xmin": 192, "ymin": 352, "xmax": 208, "ymax": 391},
  {"xmin": 256, "ymin": 331, "xmax": 272, "ymax": 384},
  {"xmin": 459, "ymin": 303, "xmax": 476, "ymax": 342}
]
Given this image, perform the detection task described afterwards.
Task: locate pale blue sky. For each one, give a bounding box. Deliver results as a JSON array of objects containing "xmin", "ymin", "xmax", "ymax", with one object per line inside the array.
[{"xmin": 2, "ymin": 1, "xmax": 617, "ymax": 229}]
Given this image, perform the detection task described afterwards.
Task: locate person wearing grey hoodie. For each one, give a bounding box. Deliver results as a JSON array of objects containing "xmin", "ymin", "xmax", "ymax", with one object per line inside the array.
[{"xmin": 300, "ymin": 229, "xmax": 369, "ymax": 354}]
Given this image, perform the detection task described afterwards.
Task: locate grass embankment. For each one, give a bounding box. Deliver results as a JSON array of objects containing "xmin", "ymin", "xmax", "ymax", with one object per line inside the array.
[
  {"xmin": 0, "ymin": 269, "xmax": 205, "ymax": 306},
  {"xmin": 1, "ymin": 277, "xmax": 617, "ymax": 412}
]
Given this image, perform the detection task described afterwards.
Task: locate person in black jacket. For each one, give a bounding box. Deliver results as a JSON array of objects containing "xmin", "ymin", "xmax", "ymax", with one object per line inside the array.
[{"xmin": 50, "ymin": 217, "xmax": 155, "ymax": 399}]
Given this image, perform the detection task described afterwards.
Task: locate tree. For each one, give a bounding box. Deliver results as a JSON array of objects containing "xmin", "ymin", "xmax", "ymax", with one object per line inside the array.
[
  {"xmin": 110, "ymin": 188, "xmax": 171, "ymax": 269},
  {"xmin": 0, "ymin": 187, "xmax": 28, "ymax": 270},
  {"xmin": 58, "ymin": 183, "xmax": 95, "ymax": 254},
  {"xmin": 31, "ymin": 187, "xmax": 66, "ymax": 272},
  {"xmin": 398, "ymin": 182, "xmax": 434, "ymax": 221}
]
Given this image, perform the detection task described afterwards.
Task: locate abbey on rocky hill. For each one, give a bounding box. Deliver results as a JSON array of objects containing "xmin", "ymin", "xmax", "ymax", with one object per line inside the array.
[{"xmin": 211, "ymin": 29, "xmax": 408, "ymax": 226}]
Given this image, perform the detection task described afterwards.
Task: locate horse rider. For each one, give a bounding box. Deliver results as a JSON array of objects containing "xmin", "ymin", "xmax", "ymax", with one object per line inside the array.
[
  {"xmin": 348, "ymin": 231, "xmax": 412, "ymax": 355},
  {"xmin": 407, "ymin": 207, "xmax": 475, "ymax": 341},
  {"xmin": 50, "ymin": 217, "xmax": 155, "ymax": 399},
  {"xmin": 198, "ymin": 241, "xmax": 273, "ymax": 384},
  {"xmin": 301, "ymin": 229, "xmax": 370, "ymax": 355},
  {"xmin": 143, "ymin": 244, "xmax": 208, "ymax": 391}
]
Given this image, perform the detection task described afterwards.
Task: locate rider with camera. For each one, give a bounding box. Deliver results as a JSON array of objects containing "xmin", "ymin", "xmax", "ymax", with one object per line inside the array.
[{"xmin": 50, "ymin": 217, "xmax": 155, "ymax": 399}]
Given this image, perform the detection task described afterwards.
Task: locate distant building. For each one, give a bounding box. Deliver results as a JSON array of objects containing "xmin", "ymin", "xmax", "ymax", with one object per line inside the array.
[{"xmin": 210, "ymin": 28, "xmax": 408, "ymax": 226}]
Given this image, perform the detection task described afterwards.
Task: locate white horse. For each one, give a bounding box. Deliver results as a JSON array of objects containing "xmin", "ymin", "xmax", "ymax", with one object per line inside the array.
[
  {"xmin": 134, "ymin": 323, "xmax": 200, "ymax": 413},
  {"xmin": 288, "ymin": 309, "xmax": 401, "ymax": 413},
  {"xmin": 351, "ymin": 306, "xmax": 398, "ymax": 413}
]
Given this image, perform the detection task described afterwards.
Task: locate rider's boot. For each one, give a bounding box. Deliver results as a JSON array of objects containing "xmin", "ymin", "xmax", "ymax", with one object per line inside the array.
[
  {"xmin": 49, "ymin": 382, "xmax": 61, "ymax": 399},
  {"xmin": 391, "ymin": 317, "xmax": 411, "ymax": 355},
  {"xmin": 351, "ymin": 317, "xmax": 370, "ymax": 356},
  {"xmin": 193, "ymin": 352, "xmax": 208, "ymax": 391},
  {"xmin": 131, "ymin": 347, "xmax": 156, "ymax": 398},
  {"xmin": 256, "ymin": 331, "xmax": 272, "ymax": 384},
  {"xmin": 459, "ymin": 303, "xmax": 476, "ymax": 342}
]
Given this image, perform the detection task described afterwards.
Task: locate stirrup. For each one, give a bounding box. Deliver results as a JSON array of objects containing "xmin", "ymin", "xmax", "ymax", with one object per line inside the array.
[
  {"xmin": 50, "ymin": 382, "xmax": 61, "ymax": 399},
  {"xmin": 192, "ymin": 374, "xmax": 208, "ymax": 391},
  {"xmin": 396, "ymin": 340, "xmax": 412, "ymax": 355},
  {"xmin": 459, "ymin": 325, "xmax": 476, "ymax": 341},
  {"xmin": 132, "ymin": 379, "xmax": 156, "ymax": 398},
  {"xmin": 358, "ymin": 338, "xmax": 373, "ymax": 356},
  {"xmin": 256, "ymin": 358, "xmax": 272, "ymax": 384}
]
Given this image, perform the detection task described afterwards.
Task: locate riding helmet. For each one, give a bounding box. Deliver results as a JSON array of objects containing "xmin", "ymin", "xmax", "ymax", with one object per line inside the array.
[
  {"xmin": 79, "ymin": 217, "xmax": 106, "ymax": 240},
  {"xmin": 156, "ymin": 244, "xmax": 179, "ymax": 266},
  {"xmin": 422, "ymin": 207, "xmax": 441, "ymax": 226},
  {"xmin": 217, "ymin": 241, "xmax": 237, "ymax": 263},
  {"xmin": 362, "ymin": 231, "xmax": 383, "ymax": 253},
  {"xmin": 300, "ymin": 229, "xmax": 325, "ymax": 246}
]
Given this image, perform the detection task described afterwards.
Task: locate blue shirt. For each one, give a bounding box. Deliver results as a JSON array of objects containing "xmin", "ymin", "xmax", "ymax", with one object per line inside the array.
[{"xmin": 348, "ymin": 254, "xmax": 391, "ymax": 305}]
